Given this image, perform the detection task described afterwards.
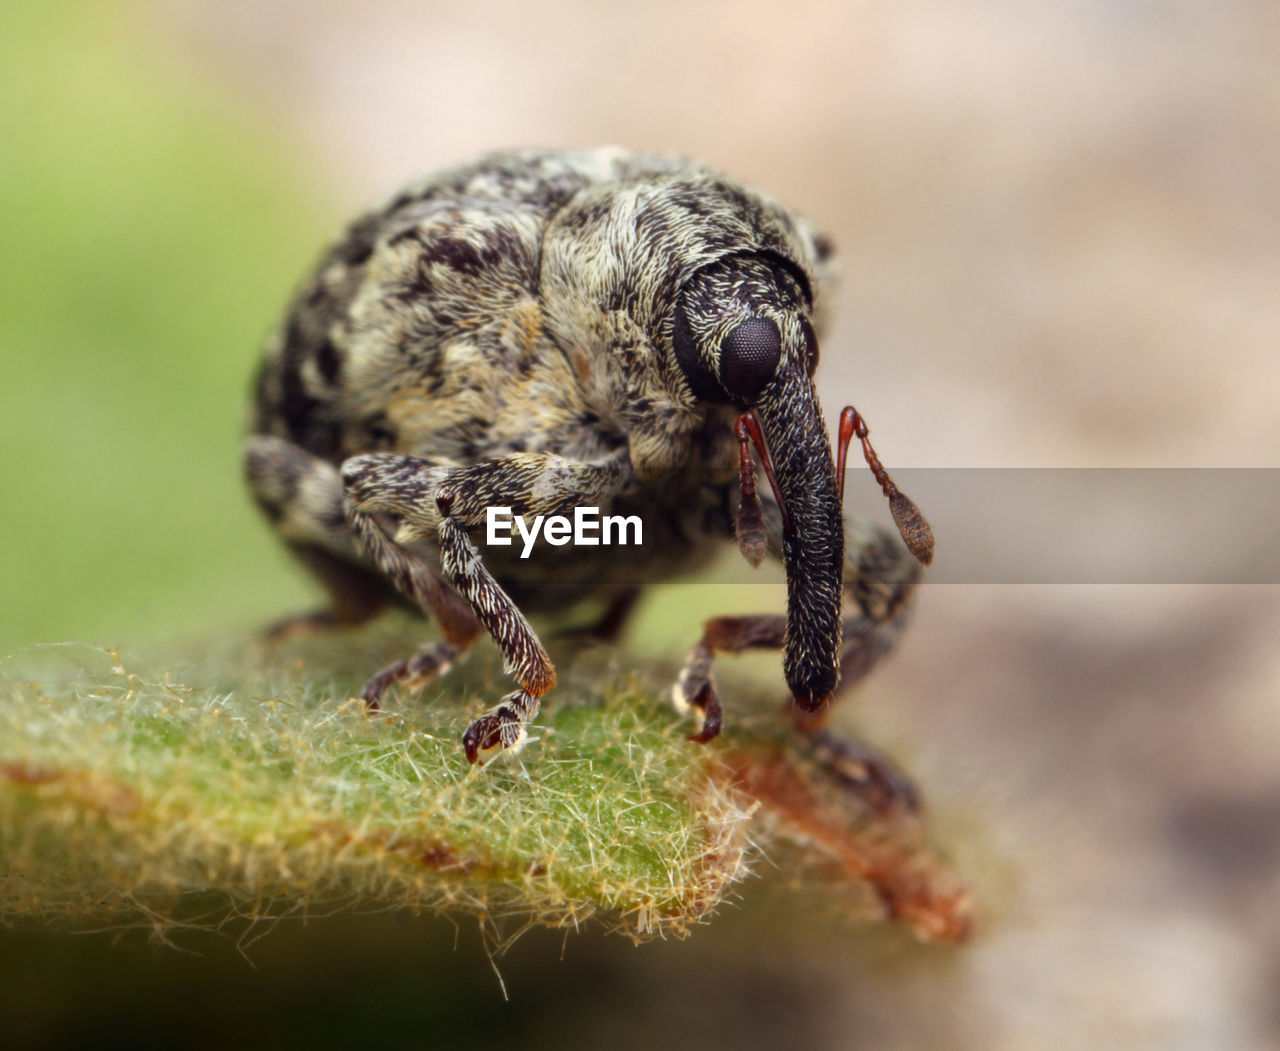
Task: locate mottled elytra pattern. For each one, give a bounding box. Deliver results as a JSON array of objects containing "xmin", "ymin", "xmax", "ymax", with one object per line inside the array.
[{"xmin": 246, "ymin": 147, "xmax": 930, "ymax": 779}]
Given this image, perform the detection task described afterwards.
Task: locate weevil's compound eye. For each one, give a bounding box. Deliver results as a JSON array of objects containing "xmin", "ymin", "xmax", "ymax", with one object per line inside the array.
[{"xmin": 719, "ymin": 317, "xmax": 782, "ymax": 400}]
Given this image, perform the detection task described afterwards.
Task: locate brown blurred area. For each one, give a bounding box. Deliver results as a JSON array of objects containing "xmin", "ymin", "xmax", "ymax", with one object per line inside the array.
[
  {"xmin": 162, "ymin": 0, "xmax": 1280, "ymax": 469},
  {"xmin": 23, "ymin": 1, "xmax": 1280, "ymax": 1046}
]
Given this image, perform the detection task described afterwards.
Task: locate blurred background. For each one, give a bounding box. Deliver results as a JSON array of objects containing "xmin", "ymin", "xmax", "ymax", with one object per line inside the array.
[{"xmin": 2, "ymin": 0, "xmax": 1278, "ymax": 1046}]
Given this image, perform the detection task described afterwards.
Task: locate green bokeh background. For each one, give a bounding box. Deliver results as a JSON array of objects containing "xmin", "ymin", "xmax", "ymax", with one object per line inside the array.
[{"xmin": 1, "ymin": 2, "xmax": 326, "ymax": 651}]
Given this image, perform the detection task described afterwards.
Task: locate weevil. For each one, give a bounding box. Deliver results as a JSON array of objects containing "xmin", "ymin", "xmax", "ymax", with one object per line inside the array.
[{"xmin": 246, "ymin": 148, "xmax": 933, "ymax": 796}]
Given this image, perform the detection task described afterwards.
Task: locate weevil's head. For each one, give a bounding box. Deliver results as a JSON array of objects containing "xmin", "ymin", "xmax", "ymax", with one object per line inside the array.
[{"xmin": 671, "ymin": 253, "xmax": 842, "ymax": 711}]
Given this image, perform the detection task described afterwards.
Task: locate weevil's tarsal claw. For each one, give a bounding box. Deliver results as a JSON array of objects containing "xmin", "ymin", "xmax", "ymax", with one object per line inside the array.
[
  {"xmin": 463, "ymin": 689, "xmax": 539, "ymax": 765},
  {"xmin": 462, "ymin": 714, "xmax": 514, "ymax": 765},
  {"xmin": 361, "ymin": 659, "xmax": 409, "ymax": 710},
  {"xmin": 734, "ymin": 412, "xmax": 769, "ymax": 567},
  {"xmin": 672, "ymin": 655, "xmax": 725, "ymax": 744},
  {"xmin": 686, "ymin": 681, "xmax": 724, "ymax": 744},
  {"xmin": 359, "ymin": 639, "xmax": 469, "ymax": 711},
  {"xmin": 840, "ymin": 404, "xmax": 935, "ymax": 566}
]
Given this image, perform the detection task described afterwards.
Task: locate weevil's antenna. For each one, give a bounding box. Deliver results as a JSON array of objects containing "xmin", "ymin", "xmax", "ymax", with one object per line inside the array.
[
  {"xmin": 736, "ymin": 410, "xmax": 792, "ymax": 538},
  {"xmin": 837, "ymin": 405, "xmax": 935, "ymax": 565},
  {"xmin": 734, "ymin": 412, "xmax": 769, "ymax": 566},
  {"xmin": 836, "ymin": 408, "xmax": 853, "ymax": 505}
]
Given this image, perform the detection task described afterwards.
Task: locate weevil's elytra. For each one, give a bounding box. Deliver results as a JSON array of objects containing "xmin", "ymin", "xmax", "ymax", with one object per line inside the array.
[{"xmin": 246, "ymin": 147, "xmax": 933, "ymax": 793}]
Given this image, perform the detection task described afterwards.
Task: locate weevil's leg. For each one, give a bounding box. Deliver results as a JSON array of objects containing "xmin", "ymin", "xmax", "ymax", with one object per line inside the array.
[
  {"xmin": 337, "ymin": 451, "xmax": 486, "ymax": 707},
  {"xmin": 674, "ymin": 518, "xmax": 924, "ymax": 809},
  {"xmin": 831, "ymin": 519, "xmax": 924, "ymax": 697},
  {"xmin": 437, "ymin": 450, "xmax": 634, "ymax": 762},
  {"xmin": 434, "ymin": 511, "xmax": 555, "ymax": 762},
  {"xmin": 674, "ymin": 615, "xmax": 786, "ymax": 743},
  {"xmin": 343, "ymin": 449, "xmax": 634, "ymax": 762},
  {"xmin": 358, "ymin": 638, "xmax": 472, "ymax": 708},
  {"xmin": 244, "ymin": 436, "xmax": 392, "ymax": 639},
  {"xmin": 793, "ymin": 519, "xmax": 925, "ymax": 811}
]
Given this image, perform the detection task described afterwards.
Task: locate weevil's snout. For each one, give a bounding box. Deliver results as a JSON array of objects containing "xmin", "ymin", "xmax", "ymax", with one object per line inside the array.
[
  {"xmin": 752, "ymin": 374, "xmax": 844, "ymax": 712},
  {"xmin": 669, "ymin": 254, "xmax": 845, "ymax": 713}
]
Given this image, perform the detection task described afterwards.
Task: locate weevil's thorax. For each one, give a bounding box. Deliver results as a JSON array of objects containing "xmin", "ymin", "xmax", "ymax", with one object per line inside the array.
[{"xmin": 254, "ymin": 151, "xmax": 835, "ymax": 514}]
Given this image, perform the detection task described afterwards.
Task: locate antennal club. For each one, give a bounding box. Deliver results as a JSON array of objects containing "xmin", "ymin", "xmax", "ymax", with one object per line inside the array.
[{"xmin": 838, "ymin": 405, "xmax": 935, "ymax": 565}]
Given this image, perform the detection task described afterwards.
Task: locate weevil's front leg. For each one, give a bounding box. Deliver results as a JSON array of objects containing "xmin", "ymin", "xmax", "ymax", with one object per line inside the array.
[
  {"xmin": 339, "ymin": 453, "xmax": 484, "ymax": 708},
  {"xmin": 674, "ymin": 616, "xmax": 786, "ymax": 743},
  {"xmin": 434, "ymin": 451, "xmax": 633, "ymax": 762},
  {"xmin": 343, "ymin": 449, "xmax": 634, "ymax": 763},
  {"xmin": 434, "ymin": 510, "xmax": 554, "ymax": 762},
  {"xmin": 674, "ymin": 519, "xmax": 924, "ymax": 809}
]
